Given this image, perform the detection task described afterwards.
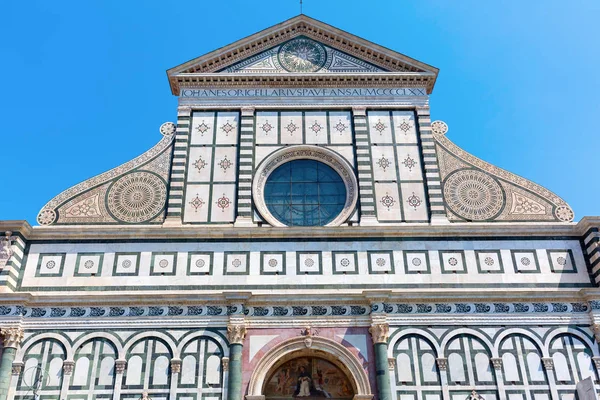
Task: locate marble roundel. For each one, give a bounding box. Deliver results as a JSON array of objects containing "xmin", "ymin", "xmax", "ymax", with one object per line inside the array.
[
  {"xmin": 443, "ymin": 169, "xmax": 504, "ymax": 221},
  {"xmin": 106, "ymin": 171, "xmax": 167, "ymax": 223},
  {"xmin": 277, "ymin": 38, "xmax": 327, "ymax": 73}
]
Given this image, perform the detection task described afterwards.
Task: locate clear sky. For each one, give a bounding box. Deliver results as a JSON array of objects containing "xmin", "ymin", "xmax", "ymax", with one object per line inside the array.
[{"xmin": 1, "ymin": 0, "xmax": 598, "ymax": 224}]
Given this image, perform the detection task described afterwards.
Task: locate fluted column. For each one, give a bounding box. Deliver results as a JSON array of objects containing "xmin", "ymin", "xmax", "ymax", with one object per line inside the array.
[
  {"xmin": 227, "ymin": 323, "xmax": 246, "ymax": 400},
  {"xmin": 369, "ymin": 321, "xmax": 391, "ymax": 400},
  {"xmin": 0, "ymin": 327, "xmax": 23, "ymax": 400}
]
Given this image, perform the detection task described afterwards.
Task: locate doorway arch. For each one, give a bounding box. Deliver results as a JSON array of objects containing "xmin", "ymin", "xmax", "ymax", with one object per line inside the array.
[{"xmin": 246, "ymin": 336, "xmax": 373, "ymax": 400}]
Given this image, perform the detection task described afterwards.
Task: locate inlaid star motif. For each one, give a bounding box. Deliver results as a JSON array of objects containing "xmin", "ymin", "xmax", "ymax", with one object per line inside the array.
[
  {"xmin": 334, "ymin": 120, "xmax": 347, "ymax": 133},
  {"xmin": 398, "ymin": 120, "xmax": 412, "ymax": 133},
  {"xmin": 189, "ymin": 194, "xmax": 205, "ymax": 212},
  {"xmin": 261, "ymin": 121, "xmax": 273, "ymax": 133},
  {"xmin": 196, "ymin": 121, "xmax": 210, "ymax": 136},
  {"xmin": 221, "ymin": 121, "xmax": 235, "ymax": 135},
  {"xmin": 310, "ymin": 121, "xmax": 323, "ymax": 134},
  {"xmin": 373, "ymin": 120, "xmax": 386, "ymax": 133},
  {"xmin": 285, "ymin": 121, "xmax": 298, "ymax": 134},
  {"xmin": 402, "ymin": 155, "xmax": 417, "ymax": 171}
]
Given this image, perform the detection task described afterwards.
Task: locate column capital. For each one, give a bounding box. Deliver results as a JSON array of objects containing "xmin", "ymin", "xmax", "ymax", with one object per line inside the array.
[
  {"xmin": 115, "ymin": 359, "xmax": 127, "ymax": 374},
  {"xmin": 241, "ymin": 107, "xmax": 256, "ymax": 117},
  {"xmin": 1, "ymin": 327, "xmax": 24, "ymax": 349},
  {"xmin": 436, "ymin": 357, "xmax": 447, "ymax": 370},
  {"xmin": 369, "ymin": 322, "xmax": 389, "ymax": 344},
  {"xmin": 227, "ymin": 324, "xmax": 247, "ymax": 345},
  {"xmin": 541, "ymin": 357, "xmax": 554, "ymax": 370},
  {"xmin": 170, "ymin": 358, "xmax": 181, "ymax": 374},
  {"xmin": 62, "ymin": 360, "xmax": 75, "ymax": 375},
  {"xmin": 490, "ymin": 357, "xmax": 503, "ymax": 370},
  {"xmin": 351, "ymin": 106, "xmax": 367, "ymax": 116}
]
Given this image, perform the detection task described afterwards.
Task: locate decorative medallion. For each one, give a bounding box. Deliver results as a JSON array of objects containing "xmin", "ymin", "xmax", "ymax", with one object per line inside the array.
[
  {"xmin": 397, "ymin": 119, "xmax": 413, "ymax": 134},
  {"xmin": 376, "ymin": 258, "xmax": 386, "ymax": 267},
  {"xmin": 268, "ymin": 259, "xmax": 278, "ymax": 268},
  {"xmin": 261, "ymin": 121, "xmax": 274, "ymax": 134},
  {"xmin": 448, "ymin": 257, "xmax": 458, "ymax": 266},
  {"xmin": 216, "ymin": 194, "xmax": 231, "ymax": 212},
  {"xmin": 122, "ymin": 260, "xmax": 132, "ymax": 268},
  {"xmin": 193, "ymin": 156, "xmax": 207, "ymax": 172},
  {"xmin": 520, "ymin": 257, "xmax": 531, "ymax": 266},
  {"xmin": 196, "ymin": 121, "xmax": 210, "ymax": 136},
  {"xmin": 376, "ymin": 156, "xmax": 391, "ymax": 172},
  {"xmin": 402, "ymin": 155, "xmax": 417, "ymax": 171},
  {"xmin": 334, "ymin": 120, "xmax": 347, "ymax": 133},
  {"xmin": 443, "ymin": 169, "xmax": 504, "ymax": 221},
  {"xmin": 310, "ymin": 121, "xmax": 323, "ymax": 134},
  {"xmin": 380, "ymin": 192, "xmax": 396, "ymax": 210},
  {"xmin": 195, "ymin": 259, "xmax": 205, "ymax": 268},
  {"xmin": 484, "ymin": 257, "xmax": 495, "ymax": 266},
  {"xmin": 406, "ymin": 192, "xmax": 422, "ymax": 210},
  {"xmin": 232, "ymin": 259, "xmax": 242, "ymax": 268},
  {"xmin": 219, "ymin": 156, "xmax": 233, "ymax": 172},
  {"xmin": 373, "ymin": 120, "xmax": 387, "ymax": 133},
  {"xmin": 557, "ymin": 256, "xmax": 567, "ymax": 266},
  {"xmin": 159, "ymin": 122, "xmax": 176, "ymax": 136},
  {"xmin": 340, "ymin": 258, "xmax": 350, "ymax": 267},
  {"xmin": 220, "ymin": 121, "xmax": 235, "ymax": 136},
  {"xmin": 84, "ymin": 260, "xmax": 95, "ymax": 269},
  {"xmin": 304, "ymin": 258, "xmax": 315, "ymax": 267},
  {"xmin": 189, "ymin": 194, "xmax": 206, "ymax": 212},
  {"xmin": 37, "ymin": 209, "xmax": 57, "ymax": 226},
  {"xmin": 431, "ymin": 120, "xmax": 448, "ymax": 135},
  {"xmin": 554, "ymin": 205, "xmax": 574, "ymax": 222},
  {"xmin": 285, "ymin": 121, "xmax": 298, "ymax": 134},
  {"xmin": 159, "ymin": 259, "xmax": 169, "ymax": 268},
  {"xmin": 412, "ymin": 258, "xmax": 422, "ymax": 267},
  {"xmin": 277, "ymin": 38, "xmax": 327, "ymax": 72},
  {"xmin": 46, "ymin": 261, "xmax": 56, "ymax": 269},
  {"xmin": 106, "ymin": 171, "xmax": 167, "ymax": 223}
]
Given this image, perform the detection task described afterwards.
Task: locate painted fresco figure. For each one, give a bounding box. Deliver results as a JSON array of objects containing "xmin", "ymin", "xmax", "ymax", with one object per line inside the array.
[
  {"xmin": 294, "ymin": 366, "xmax": 312, "ymax": 397},
  {"xmin": 313, "ymin": 369, "xmax": 332, "ymax": 398}
]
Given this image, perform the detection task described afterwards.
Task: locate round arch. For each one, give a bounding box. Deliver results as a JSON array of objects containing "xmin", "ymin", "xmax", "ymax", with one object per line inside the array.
[{"xmin": 246, "ymin": 336, "xmax": 373, "ymax": 400}]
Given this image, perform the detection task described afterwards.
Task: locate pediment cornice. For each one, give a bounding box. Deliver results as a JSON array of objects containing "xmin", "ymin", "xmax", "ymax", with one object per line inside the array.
[{"xmin": 167, "ymin": 15, "xmax": 439, "ymax": 95}]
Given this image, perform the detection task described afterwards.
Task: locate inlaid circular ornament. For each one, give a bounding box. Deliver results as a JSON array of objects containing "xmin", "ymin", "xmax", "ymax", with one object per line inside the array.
[
  {"xmin": 37, "ymin": 209, "xmax": 57, "ymax": 225},
  {"xmin": 443, "ymin": 169, "xmax": 504, "ymax": 221},
  {"xmin": 106, "ymin": 171, "xmax": 167, "ymax": 223},
  {"xmin": 278, "ymin": 38, "xmax": 327, "ymax": 72},
  {"xmin": 554, "ymin": 205, "xmax": 574, "ymax": 222},
  {"xmin": 431, "ymin": 120, "xmax": 448, "ymax": 135},
  {"xmin": 159, "ymin": 122, "xmax": 176, "ymax": 136}
]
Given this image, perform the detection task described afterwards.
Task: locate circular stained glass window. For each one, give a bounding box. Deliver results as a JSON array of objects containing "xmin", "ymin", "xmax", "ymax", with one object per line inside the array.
[{"xmin": 264, "ymin": 160, "xmax": 347, "ymax": 226}]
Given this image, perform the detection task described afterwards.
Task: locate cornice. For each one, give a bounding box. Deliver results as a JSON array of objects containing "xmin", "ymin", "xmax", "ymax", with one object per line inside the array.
[{"xmin": 3, "ymin": 218, "xmax": 600, "ymax": 242}]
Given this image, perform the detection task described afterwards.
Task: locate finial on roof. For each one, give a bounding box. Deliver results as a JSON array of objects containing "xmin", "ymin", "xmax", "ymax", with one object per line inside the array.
[{"xmin": 300, "ymin": 0, "xmax": 303, "ymax": 14}]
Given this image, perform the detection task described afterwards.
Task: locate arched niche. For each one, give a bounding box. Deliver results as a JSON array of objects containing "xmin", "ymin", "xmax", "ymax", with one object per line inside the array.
[{"xmin": 246, "ymin": 336, "xmax": 372, "ymax": 400}]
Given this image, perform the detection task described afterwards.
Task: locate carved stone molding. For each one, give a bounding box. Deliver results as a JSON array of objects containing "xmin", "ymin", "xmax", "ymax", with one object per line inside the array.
[
  {"xmin": 387, "ymin": 357, "xmax": 395, "ymax": 370},
  {"xmin": 0, "ymin": 231, "xmax": 15, "ymax": 270},
  {"xmin": 241, "ymin": 107, "xmax": 256, "ymax": 117},
  {"xmin": 490, "ymin": 358, "xmax": 503, "ymax": 370},
  {"xmin": 115, "ymin": 359, "xmax": 127, "ymax": 374},
  {"xmin": 352, "ymin": 106, "xmax": 367, "ymax": 117},
  {"xmin": 11, "ymin": 362, "xmax": 23, "ymax": 375},
  {"xmin": 171, "ymin": 358, "xmax": 181, "ymax": 374},
  {"xmin": 1, "ymin": 327, "xmax": 24, "ymax": 349},
  {"xmin": 63, "ymin": 360, "xmax": 75, "ymax": 375},
  {"xmin": 436, "ymin": 358, "xmax": 447, "ymax": 370},
  {"xmin": 541, "ymin": 357, "xmax": 554, "ymax": 370},
  {"xmin": 222, "ymin": 357, "xmax": 230, "ymax": 371},
  {"xmin": 369, "ymin": 323, "xmax": 389, "ymax": 344},
  {"xmin": 227, "ymin": 324, "xmax": 247, "ymax": 345}
]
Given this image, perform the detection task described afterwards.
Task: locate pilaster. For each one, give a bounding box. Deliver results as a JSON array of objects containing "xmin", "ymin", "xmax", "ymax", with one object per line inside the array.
[
  {"xmin": 227, "ymin": 317, "xmax": 246, "ymax": 400},
  {"xmin": 369, "ymin": 312, "xmax": 391, "ymax": 400},
  {"xmin": 235, "ymin": 107, "xmax": 256, "ymax": 227},
  {"xmin": 352, "ymin": 106, "xmax": 377, "ymax": 226}
]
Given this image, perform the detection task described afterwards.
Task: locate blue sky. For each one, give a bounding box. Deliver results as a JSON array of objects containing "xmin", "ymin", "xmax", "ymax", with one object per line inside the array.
[{"xmin": 1, "ymin": 1, "xmax": 598, "ymax": 224}]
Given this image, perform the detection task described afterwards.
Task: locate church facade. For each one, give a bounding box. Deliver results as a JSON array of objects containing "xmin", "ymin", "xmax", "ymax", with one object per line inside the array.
[{"xmin": 1, "ymin": 14, "xmax": 600, "ymax": 400}]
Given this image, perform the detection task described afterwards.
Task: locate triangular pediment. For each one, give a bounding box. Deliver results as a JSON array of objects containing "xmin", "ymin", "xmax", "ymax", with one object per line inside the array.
[{"xmin": 167, "ymin": 15, "xmax": 439, "ymax": 94}]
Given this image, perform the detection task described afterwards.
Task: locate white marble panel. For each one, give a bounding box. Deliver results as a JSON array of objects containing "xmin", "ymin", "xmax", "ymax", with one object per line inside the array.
[
  {"xmin": 215, "ymin": 112, "xmax": 239, "ymax": 145},
  {"xmin": 513, "ymin": 251, "xmax": 538, "ymax": 272},
  {"xmin": 151, "ymin": 253, "xmax": 176, "ymax": 275},
  {"xmin": 280, "ymin": 112, "xmax": 303, "ymax": 144},
  {"xmin": 392, "ymin": 111, "xmax": 418, "ymax": 144},
  {"xmin": 262, "ymin": 253, "xmax": 284, "ymax": 274},
  {"xmin": 369, "ymin": 252, "xmax": 392, "ymax": 273},
  {"xmin": 396, "ymin": 145, "xmax": 423, "ymax": 181},
  {"xmin": 476, "ymin": 251, "xmax": 502, "ymax": 272},
  {"xmin": 371, "ymin": 146, "xmax": 397, "ymax": 181},
  {"xmin": 38, "ymin": 254, "xmax": 63, "ymax": 275},
  {"xmin": 225, "ymin": 253, "xmax": 248, "ymax": 274},
  {"xmin": 333, "ymin": 252, "xmax": 357, "ymax": 273},
  {"xmin": 190, "ymin": 112, "xmax": 215, "ymax": 145},
  {"xmin": 75, "ymin": 254, "xmax": 101, "ymax": 275},
  {"xmin": 326, "ymin": 145, "xmax": 355, "ymax": 166},
  {"xmin": 367, "ymin": 111, "xmax": 393, "ymax": 144},
  {"xmin": 189, "ymin": 253, "xmax": 211, "ymax": 274},
  {"xmin": 213, "ymin": 147, "xmax": 237, "ymax": 182},
  {"xmin": 255, "ymin": 145, "xmax": 282, "ymax": 167},
  {"xmin": 210, "ymin": 184, "xmax": 236, "ymax": 222},
  {"xmin": 183, "ymin": 184, "xmax": 210, "ymax": 223},
  {"xmin": 298, "ymin": 253, "xmax": 320, "ymax": 273},
  {"xmin": 114, "ymin": 254, "xmax": 137, "ymax": 274},
  {"xmin": 304, "ymin": 111, "xmax": 328, "ymax": 145},
  {"xmin": 548, "ymin": 250, "xmax": 575, "ymax": 272},
  {"xmin": 440, "ymin": 252, "xmax": 465, "ymax": 273},
  {"xmin": 405, "ymin": 252, "xmax": 428, "ymax": 273},
  {"xmin": 187, "ymin": 147, "xmax": 212, "ymax": 182},
  {"xmin": 400, "ymin": 182, "xmax": 428, "ymax": 221},
  {"xmin": 256, "ymin": 112, "xmax": 279, "ymax": 144},
  {"xmin": 328, "ymin": 111, "xmax": 352, "ymax": 144},
  {"xmin": 374, "ymin": 182, "xmax": 402, "ymax": 221}
]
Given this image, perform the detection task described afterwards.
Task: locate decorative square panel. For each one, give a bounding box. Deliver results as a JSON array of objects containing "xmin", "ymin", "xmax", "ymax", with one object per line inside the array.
[
  {"xmin": 371, "ymin": 146, "xmax": 397, "ymax": 181},
  {"xmin": 396, "ymin": 145, "xmax": 423, "ymax": 181},
  {"xmin": 401, "ymin": 182, "xmax": 428, "ymax": 222},
  {"xmin": 297, "ymin": 252, "xmax": 321, "ymax": 274},
  {"xmin": 391, "ymin": 111, "xmax": 418, "ymax": 144},
  {"xmin": 187, "ymin": 252, "xmax": 213, "ymax": 275},
  {"xmin": 368, "ymin": 251, "xmax": 394, "ymax": 274},
  {"xmin": 328, "ymin": 111, "xmax": 352, "ymax": 144},
  {"xmin": 367, "ymin": 111, "xmax": 393, "ymax": 144},
  {"xmin": 74, "ymin": 253, "xmax": 103, "ymax": 276},
  {"xmin": 225, "ymin": 252, "xmax": 249, "ymax": 275},
  {"xmin": 280, "ymin": 112, "xmax": 303, "ymax": 144},
  {"xmin": 403, "ymin": 251, "xmax": 430, "ymax": 274},
  {"xmin": 113, "ymin": 253, "xmax": 140, "ymax": 276},
  {"xmin": 212, "ymin": 147, "xmax": 237, "ymax": 183},
  {"xmin": 332, "ymin": 252, "xmax": 358, "ymax": 274},
  {"xmin": 150, "ymin": 252, "xmax": 177, "ymax": 276},
  {"xmin": 210, "ymin": 184, "xmax": 236, "ymax": 223},
  {"xmin": 261, "ymin": 252, "xmax": 285, "ymax": 275},
  {"xmin": 475, "ymin": 251, "xmax": 503, "ymax": 273},
  {"xmin": 183, "ymin": 184, "xmax": 210, "ymax": 223},
  {"xmin": 255, "ymin": 112, "xmax": 279, "ymax": 145},
  {"xmin": 375, "ymin": 182, "xmax": 402, "ymax": 222},
  {"xmin": 439, "ymin": 251, "xmax": 467, "ymax": 274},
  {"xmin": 304, "ymin": 111, "xmax": 328, "ymax": 145},
  {"xmin": 190, "ymin": 112, "xmax": 215, "ymax": 145},
  {"xmin": 215, "ymin": 112, "xmax": 239, "ymax": 145},
  {"xmin": 187, "ymin": 147, "xmax": 212, "ymax": 182},
  {"xmin": 511, "ymin": 250, "xmax": 540, "ymax": 273},
  {"xmin": 36, "ymin": 253, "xmax": 66, "ymax": 277},
  {"xmin": 547, "ymin": 250, "xmax": 576, "ymax": 273}
]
